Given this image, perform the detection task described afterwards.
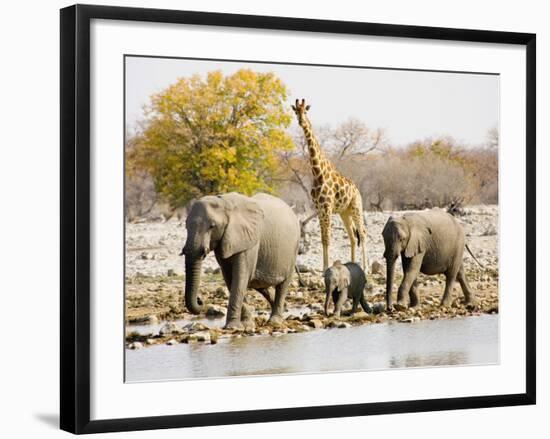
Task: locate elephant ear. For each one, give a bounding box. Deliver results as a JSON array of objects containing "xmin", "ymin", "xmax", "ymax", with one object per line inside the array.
[
  {"xmin": 404, "ymin": 218, "xmax": 430, "ymax": 258},
  {"xmin": 219, "ymin": 193, "xmax": 264, "ymax": 259},
  {"xmin": 338, "ymin": 273, "xmax": 350, "ymax": 292},
  {"xmin": 335, "ymin": 262, "xmax": 350, "ymax": 291}
]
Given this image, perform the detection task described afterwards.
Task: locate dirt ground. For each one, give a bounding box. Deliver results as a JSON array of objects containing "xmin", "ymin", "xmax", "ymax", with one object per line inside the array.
[{"xmin": 125, "ymin": 205, "xmax": 499, "ymax": 347}]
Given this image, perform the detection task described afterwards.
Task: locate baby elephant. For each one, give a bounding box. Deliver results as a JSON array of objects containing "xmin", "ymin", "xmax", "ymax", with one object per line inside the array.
[
  {"xmin": 324, "ymin": 261, "xmax": 372, "ymax": 317},
  {"xmin": 382, "ymin": 210, "xmax": 477, "ymax": 311}
]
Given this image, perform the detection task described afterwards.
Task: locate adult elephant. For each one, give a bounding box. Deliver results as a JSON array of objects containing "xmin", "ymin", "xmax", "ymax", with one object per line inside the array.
[
  {"xmin": 382, "ymin": 210, "xmax": 478, "ymax": 311},
  {"xmin": 181, "ymin": 192, "xmax": 300, "ymax": 330}
]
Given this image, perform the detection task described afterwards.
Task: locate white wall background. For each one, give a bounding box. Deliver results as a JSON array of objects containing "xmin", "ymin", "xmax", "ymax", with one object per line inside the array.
[{"xmin": 0, "ymin": 0, "xmax": 546, "ymax": 437}]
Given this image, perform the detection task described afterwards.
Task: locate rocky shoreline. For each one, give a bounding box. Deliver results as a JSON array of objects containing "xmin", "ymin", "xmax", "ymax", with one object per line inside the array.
[
  {"xmin": 125, "ymin": 205, "xmax": 499, "ymax": 349},
  {"xmin": 126, "ymin": 269, "xmax": 498, "ymax": 349}
]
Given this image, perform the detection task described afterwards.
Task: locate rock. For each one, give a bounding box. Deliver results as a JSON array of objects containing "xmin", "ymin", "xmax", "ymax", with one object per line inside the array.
[
  {"xmin": 145, "ymin": 315, "xmax": 159, "ymax": 325},
  {"xmin": 243, "ymin": 321, "xmax": 256, "ymax": 334},
  {"xmin": 338, "ymin": 322, "xmax": 352, "ymax": 329},
  {"xmin": 159, "ymin": 322, "xmax": 183, "ymax": 335},
  {"xmin": 285, "ymin": 313, "xmax": 301, "ymax": 321},
  {"xmin": 308, "ymin": 319, "xmax": 324, "ymax": 329},
  {"xmin": 212, "ymin": 267, "xmax": 221, "ymax": 275},
  {"xmin": 209, "ymin": 330, "xmax": 219, "ymax": 344},
  {"xmin": 372, "ymin": 302, "xmax": 386, "ymax": 315},
  {"xmin": 258, "ymin": 328, "xmax": 271, "ymax": 335},
  {"xmin": 188, "ymin": 331, "xmax": 211, "ymax": 343},
  {"xmin": 313, "ymin": 280, "xmax": 324, "ymax": 289},
  {"xmin": 145, "ymin": 338, "xmax": 156, "ymax": 345},
  {"xmin": 371, "ymin": 260, "xmax": 384, "ymax": 275},
  {"xmin": 401, "ymin": 317, "xmax": 420, "ymax": 323},
  {"xmin": 184, "ymin": 321, "xmax": 209, "ymax": 332},
  {"xmin": 255, "ymin": 314, "xmax": 269, "ymax": 325},
  {"xmin": 309, "ymin": 304, "xmax": 324, "ymax": 313},
  {"xmin": 167, "ymin": 269, "xmax": 176, "ymax": 277},
  {"xmin": 140, "ymin": 252, "xmax": 153, "ymax": 260},
  {"xmin": 205, "ymin": 305, "xmax": 227, "ymax": 318},
  {"xmin": 128, "ymin": 342, "xmax": 143, "ymax": 350},
  {"xmin": 482, "ymin": 225, "xmax": 497, "ymax": 236},
  {"xmin": 297, "ymin": 263, "xmax": 313, "ymax": 273},
  {"xmin": 214, "ymin": 287, "xmax": 229, "ymax": 299},
  {"xmin": 166, "ymin": 339, "xmax": 178, "ymax": 345}
]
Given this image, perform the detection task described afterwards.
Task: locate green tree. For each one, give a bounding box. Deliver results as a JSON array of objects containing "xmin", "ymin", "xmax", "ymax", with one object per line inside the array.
[{"xmin": 128, "ymin": 69, "xmax": 293, "ymax": 208}]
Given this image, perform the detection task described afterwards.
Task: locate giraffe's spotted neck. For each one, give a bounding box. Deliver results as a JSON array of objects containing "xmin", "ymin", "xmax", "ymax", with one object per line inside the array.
[{"xmin": 298, "ymin": 115, "xmax": 331, "ymax": 179}]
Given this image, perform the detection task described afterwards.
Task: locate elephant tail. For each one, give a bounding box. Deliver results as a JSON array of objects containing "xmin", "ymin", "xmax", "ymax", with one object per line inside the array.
[{"xmin": 465, "ymin": 244, "xmax": 484, "ymax": 268}]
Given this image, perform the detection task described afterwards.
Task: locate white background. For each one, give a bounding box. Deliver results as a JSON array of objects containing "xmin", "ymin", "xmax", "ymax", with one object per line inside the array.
[
  {"xmin": 91, "ymin": 19, "xmax": 525, "ymax": 420},
  {"xmin": 0, "ymin": 0, "xmax": 546, "ymax": 437}
]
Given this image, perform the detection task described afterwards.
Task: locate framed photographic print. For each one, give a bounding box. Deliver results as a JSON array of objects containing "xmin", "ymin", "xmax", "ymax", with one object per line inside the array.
[{"xmin": 60, "ymin": 4, "xmax": 536, "ymax": 434}]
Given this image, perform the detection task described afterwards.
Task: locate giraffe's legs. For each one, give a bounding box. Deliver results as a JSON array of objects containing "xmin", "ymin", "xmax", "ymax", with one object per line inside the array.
[
  {"xmin": 349, "ymin": 204, "xmax": 367, "ymax": 271},
  {"xmin": 318, "ymin": 209, "xmax": 332, "ymax": 272},
  {"xmin": 340, "ymin": 212, "xmax": 357, "ymax": 264}
]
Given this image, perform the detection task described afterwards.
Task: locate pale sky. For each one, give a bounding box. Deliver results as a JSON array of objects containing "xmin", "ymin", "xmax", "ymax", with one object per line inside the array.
[{"xmin": 125, "ymin": 56, "xmax": 499, "ymax": 147}]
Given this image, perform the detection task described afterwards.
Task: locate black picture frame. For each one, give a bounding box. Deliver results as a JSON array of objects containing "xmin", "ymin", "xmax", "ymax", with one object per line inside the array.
[{"xmin": 60, "ymin": 4, "xmax": 536, "ymax": 434}]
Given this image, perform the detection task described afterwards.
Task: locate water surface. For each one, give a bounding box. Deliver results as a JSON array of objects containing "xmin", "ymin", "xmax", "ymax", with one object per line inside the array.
[{"xmin": 125, "ymin": 314, "xmax": 498, "ymax": 382}]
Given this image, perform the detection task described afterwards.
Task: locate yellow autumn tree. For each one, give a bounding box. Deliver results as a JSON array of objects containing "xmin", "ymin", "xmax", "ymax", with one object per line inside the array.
[{"xmin": 127, "ymin": 69, "xmax": 294, "ymax": 208}]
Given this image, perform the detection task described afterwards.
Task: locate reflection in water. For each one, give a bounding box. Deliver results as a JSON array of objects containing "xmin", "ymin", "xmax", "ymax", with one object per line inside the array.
[
  {"xmin": 390, "ymin": 352, "xmax": 467, "ymax": 368},
  {"xmin": 126, "ymin": 314, "xmax": 498, "ymax": 382}
]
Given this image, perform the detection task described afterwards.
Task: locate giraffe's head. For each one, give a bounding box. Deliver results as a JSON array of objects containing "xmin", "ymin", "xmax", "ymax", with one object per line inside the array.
[{"xmin": 291, "ymin": 98, "xmax": 311, "ymax": 124}]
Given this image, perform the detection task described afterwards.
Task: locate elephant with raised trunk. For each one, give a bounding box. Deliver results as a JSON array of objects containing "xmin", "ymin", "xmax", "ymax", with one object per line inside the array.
[
  {"xmin": 324, "ymin": 261, "xmax": 372, "ymax": 317},
  {"xmin": 382, "ymin": 210, "xmax": 478, "ymax": 311},
  {"xmin": 181, "ymin": 192, "xmax": 300, "ymax": 330}
]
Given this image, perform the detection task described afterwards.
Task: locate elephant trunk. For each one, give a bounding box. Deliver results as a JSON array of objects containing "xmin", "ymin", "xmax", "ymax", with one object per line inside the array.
[
  {"xmin": 385, "ymin": 257, "xmax": 396, "ymax": 309},
  {"xmin": 185, "ymin": 257, "xmax": 205, "ymax": 314}
]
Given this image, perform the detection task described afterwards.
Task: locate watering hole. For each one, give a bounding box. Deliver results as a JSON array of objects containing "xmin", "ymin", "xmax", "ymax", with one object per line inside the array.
[{"xmin": 125, "ymin": 314, "xmax": 498, "ymax": 382}]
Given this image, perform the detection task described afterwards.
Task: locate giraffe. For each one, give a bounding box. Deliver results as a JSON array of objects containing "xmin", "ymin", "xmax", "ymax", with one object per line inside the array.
[{"xmin": 292, "ymin": 98, "xmax": 367, "ymax": 272}]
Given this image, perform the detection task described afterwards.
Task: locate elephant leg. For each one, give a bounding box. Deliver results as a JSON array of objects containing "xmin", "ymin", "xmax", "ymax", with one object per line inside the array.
[
  {"xmin": 269, "ymin": 276, "xmax": 291, "ymax": 327},
  {"xmin": 351, "ymin": 296, "xmax": 359, "ymax": 314},
  {"xmin": 396, "ymin": 256, "xmax": 422, "ymax": 310},
  {"xmin": 340, "ymin": 212, "xmax": 356, "ymax": 264},
  {"xmin": 318, "ymin": 210, "xmax": 332, "ymax": 272},
  {"xmin": 255, "ymin": 287, "xmax": 275, "ymax": 308},
  {"xmin": 457, "ymin": 265, "xmax": 477, "ymax": 308},
  {"xmin": 334, "ymin": 288, "xmax": 347, "ymax": 317},
  {"xmin": 241, "ymin": 297, "xmax": 255, "ymax": 331},
  {"xmin": 409, "ymin": 280, "xmax": 420, "ymax": 308},
  {"xmin": 440, "ymin": 273, "xmax": 457, "ymax": 307},
  {"xmin": 225, "ymin": 254, "xmax": 251, "ymax": 330},
  {"xmin": 219, "ymin": 261, "xmax": 232, "ymax": 291},
  {"xmin": 226, "ymin": 292, "xmax": 245, "ymax": 330},
  {"xmin": 332, "ymin": 289, "xmax": 339, "ymax": 309}
]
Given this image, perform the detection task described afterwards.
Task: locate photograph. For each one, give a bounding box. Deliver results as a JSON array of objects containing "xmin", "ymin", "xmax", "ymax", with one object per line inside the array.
[{"xmin": 123, "ymin": 56, "xmax": 500, "ymax": 382}]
